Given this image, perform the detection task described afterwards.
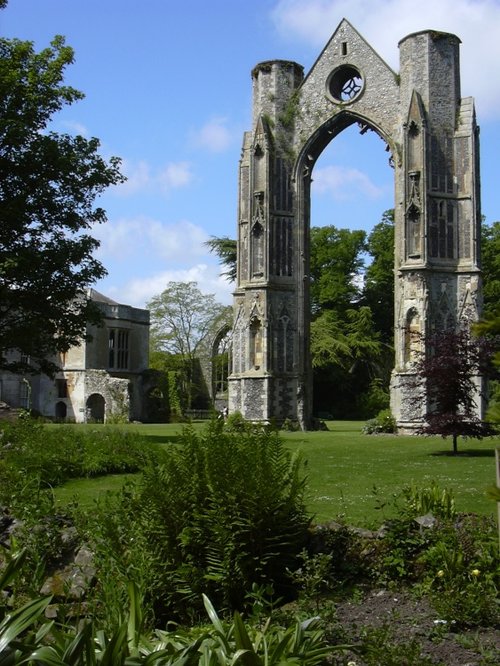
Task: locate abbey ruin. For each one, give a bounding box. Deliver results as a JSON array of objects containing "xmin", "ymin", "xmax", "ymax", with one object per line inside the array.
[{"xmin": 228, "ymin": 19, "xmax": 481, "ymax": 430}]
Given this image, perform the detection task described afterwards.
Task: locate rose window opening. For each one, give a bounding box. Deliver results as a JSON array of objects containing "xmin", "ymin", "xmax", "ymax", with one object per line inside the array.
[{"xmin": 328, "ymin": 65, "xmax": 364, "ymax": 103}]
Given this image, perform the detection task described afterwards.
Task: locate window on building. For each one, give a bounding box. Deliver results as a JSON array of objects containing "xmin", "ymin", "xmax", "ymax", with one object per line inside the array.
[
  {"xmin": 109, "ymin": 329, "xmax": 129, "ymax": 370},
  {"xmin": 430, "ymin": 200, "xmax": 456, "ymax": 259},
  {"xmin": 56, "ymin": 379, "xmax": 68, "ymax": 398}
]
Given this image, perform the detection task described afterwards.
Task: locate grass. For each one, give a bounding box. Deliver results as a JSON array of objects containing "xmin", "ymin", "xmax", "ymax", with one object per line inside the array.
[
  {"xmin": 52, "ymin": 420, "xmax": 500, "ymax": 527},
  {"xmin": 281, "ymin": 421, "xmax": 499, "ymax": 525}
]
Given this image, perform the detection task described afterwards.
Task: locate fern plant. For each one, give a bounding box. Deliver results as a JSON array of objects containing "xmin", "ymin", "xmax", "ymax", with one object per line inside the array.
[{"xmin": 86, "ymin": 419, "xmax": 310, "ymax": 624}]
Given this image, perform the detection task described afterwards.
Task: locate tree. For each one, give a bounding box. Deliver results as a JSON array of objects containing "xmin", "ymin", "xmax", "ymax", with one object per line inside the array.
[
  {"xmin": 408, "ymin": 328, "xmax": 497, "ymax": 454},
  {"xmin": 205, "ymin": 236, "xmax": 237, "ymax": 282},
  {"xmin": 473, "ymin": 311, "xmax": 500, "ymax": 424},
  {"xmin": 481, "ymin": 220, "xmax": 500, "ymax": 315},
  {"xmin": 0, "ymin": 35, "xmax": 124, "ymax": 375},
  {"xmin": 309, "ymin": 225, "xmax": 367, "ymax": 315},
  {"xmin": 147, "ymin": 282, "xmax": 230, "ymax": 409},
  {"xmin": 362, "ymin": 209, "xmax": 395, "ymax": 341}
]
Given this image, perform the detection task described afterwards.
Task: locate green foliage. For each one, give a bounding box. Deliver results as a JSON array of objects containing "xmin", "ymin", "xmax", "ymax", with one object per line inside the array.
[
  {"xmin": 362, "ymin": 209, "xmax": 395, "ymax": 342},
  {"xmin": 356, "ymin": 623, "xmax": 436, "ymax": 666},
  {"xmin": 309, "ymin": 215, "xmax": 394, "ymax": 418},
  {"xmin": 416, "ymin": 515, "xmax": 500, "ymax": 627},
  {"xmin": 288, "ymin": 550, "xmax": 335, "ymax": 613},
  {"xmin": 0, "ymin": 419, "xmax": 157, "ymax": 492},
  {"xmin": 365, "ymin": 483, "xmax": 500, "ymax": 627},
  {"xmin": 473, "ymin": 310, "xmax": 500, "ymax": 423},
  {"xmin": 168, "ymin": 369, "xmax": 187, "ymax": 417},
  {"xmin": 0, "ymin": 421, "xmax": 164, "ymax": 596},
  {"xmin": 205, "ymin": 236, "xmax": 237, "ymax": 282},
  {"xmin": 481, "ymin": 220, "xmax": 500, "ymax": 315},
  {"xmin": 310, "ymin": 225, "xmax": 367, "ymax": 315},
  {"xmin": 0, "ymin": 554, "xmax": 338, "ymax": 666},
  {"xmin": 362, "ymin": 408, "xmax": 396, "ymax": 434},
  {"xmin": 357, "ymin": 378, "xmax": 390, "ymax": 418},
  {"xmin": 312, "ymin": 308, "xmax": 387, "ymax": 418},
  {"xmin": 400, "ymin": 481, "xmax": 457, "ymax": 521},
  {"xmin": 147, "ymin": 282, "xmax": 230, "ymax": 409},
  {"xmin": 85, "ymin": 419, "xmax": 310, "ymax": 625},
  {"xmin": 0, "ymin": 34, "xmax": 124, "ymax": 376}
]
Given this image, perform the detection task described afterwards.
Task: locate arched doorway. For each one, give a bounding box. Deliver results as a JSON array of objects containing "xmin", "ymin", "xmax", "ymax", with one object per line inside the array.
[
  {"xmin": 55, "ymin": 401, "xmax": 67, "ymax": 420},
  {"xmin": 229, "ymin": 19, "xmax": 481, "ymax": 430},
  {"xmin": 211, "ymin": 325, "xmax": 232, "ymax": 411},
  {"xmin": 86, "ymin": 393, "xmax": 105, "ymax": 423}
]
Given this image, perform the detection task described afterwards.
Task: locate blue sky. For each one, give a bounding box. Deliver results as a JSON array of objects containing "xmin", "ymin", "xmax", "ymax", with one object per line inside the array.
[{"xmin": 2, "ymin": 0, "xmax": 499, "ymax": 308}]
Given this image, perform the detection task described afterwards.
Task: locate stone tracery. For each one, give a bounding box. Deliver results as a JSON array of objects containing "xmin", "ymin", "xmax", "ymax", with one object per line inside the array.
[{"xmin": 229, "ymin": 20, "xmax": 482, "ymax": 430}]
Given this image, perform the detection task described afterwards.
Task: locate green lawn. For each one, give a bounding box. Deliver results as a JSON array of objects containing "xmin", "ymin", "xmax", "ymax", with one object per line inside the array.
[
  {"xmin": 281, "ymin": 421, "xmax": 499, "ymax": 525},
  {"xmin": 53, "ymin": 420, "xmax": 500, "ymax": 527}
]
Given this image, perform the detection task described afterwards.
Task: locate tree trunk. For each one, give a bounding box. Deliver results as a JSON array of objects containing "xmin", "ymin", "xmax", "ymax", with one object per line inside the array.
[{"xmin": 452, "ymin": 433, "xmax": 458, "ymax": 455}]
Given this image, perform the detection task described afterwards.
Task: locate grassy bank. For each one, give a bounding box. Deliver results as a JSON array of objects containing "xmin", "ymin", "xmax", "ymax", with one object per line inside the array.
[{"xmin": 53, "ymin": 420, "xmax": 500, "ymax": 526}]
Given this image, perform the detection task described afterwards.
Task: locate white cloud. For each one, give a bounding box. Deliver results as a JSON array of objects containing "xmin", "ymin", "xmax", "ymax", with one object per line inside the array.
[
  {"xmin": 102, "ymin": 264, "xmax": 234, "ymax": 309},
  {"xmin": 157, "ymin": 162, "xmax": 193, "ymax": 190},
  {"xmin": 312, "ymin": 165, "xmax": 384, "ymax": 200},
  {"xmin": 92, "ymin": 216, "xmax": 209, "ymax": 262},
  {"xmin": 115, "ymin": 160, "xmax": 151, "ymax": 195},
  {"xmin": 60, "ymin": 120, "xmax": 89, "ymax": 136},
  {"xmin": 113, "ymin": 159, "xmax": 194, "ymax": 196},
  {"xmin": 271, "ymin": 0, "xmax": 500, "ymax": 119},
  {"xmin": 191, "ymin": 117, "xmax": 233, "ymax": 153}
]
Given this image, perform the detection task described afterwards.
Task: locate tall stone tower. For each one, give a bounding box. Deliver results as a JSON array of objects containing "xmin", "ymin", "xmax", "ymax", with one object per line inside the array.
[{"xmin": 228, "ymin": 20, "xmax": 481, "ymax": 429}]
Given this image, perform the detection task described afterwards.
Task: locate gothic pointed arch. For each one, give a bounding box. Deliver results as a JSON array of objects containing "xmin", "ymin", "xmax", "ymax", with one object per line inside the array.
[{"xmin": 229, "ymin": 19, "xmax": 482, "ymax": 430}]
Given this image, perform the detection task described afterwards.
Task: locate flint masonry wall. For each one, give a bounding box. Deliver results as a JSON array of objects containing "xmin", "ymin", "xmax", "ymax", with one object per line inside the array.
[{"xmin": 229, "ymin": 19, "xmax": 481, "ymax": 429}]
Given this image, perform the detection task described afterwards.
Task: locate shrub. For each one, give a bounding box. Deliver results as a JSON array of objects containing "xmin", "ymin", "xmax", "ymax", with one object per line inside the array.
[
  {"xmin": 362, "ymin": 408, "xmax": 396, "ymax": 434},
  {"xmin": 86, "ymin": 419, "xmax": 310, "ymax": 625},
  {"xmin": 416, "ymin": 514, "xmax": 500, "ymax": 627},
  {"xmin": 357, "ymin": 378, "xmax": 390, "ymax": 419},
  {"xmin": 0, "ymin": 420, "xmax": 157, "ymax": 495},
  {"xmin": 0, "ymin": 552, "xmax": 336, "ymax": 666}
]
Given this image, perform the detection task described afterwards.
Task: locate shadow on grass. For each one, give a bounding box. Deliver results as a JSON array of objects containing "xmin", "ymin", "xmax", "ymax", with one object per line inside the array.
[{"xmin": 430, "ymin": 449, "xmax": 496, "ymax": 458}]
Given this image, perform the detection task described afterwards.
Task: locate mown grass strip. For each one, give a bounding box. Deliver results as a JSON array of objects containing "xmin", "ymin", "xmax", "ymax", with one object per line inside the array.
[{"xmin": 53, "ymin": 420, "xmax": 500, "ymax": 526}]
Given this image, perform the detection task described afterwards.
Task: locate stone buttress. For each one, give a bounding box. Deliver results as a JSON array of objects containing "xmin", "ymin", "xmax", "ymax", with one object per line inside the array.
[{"xmin": 229, "ymin": 20, "xmax": 481, "ymax": 429}]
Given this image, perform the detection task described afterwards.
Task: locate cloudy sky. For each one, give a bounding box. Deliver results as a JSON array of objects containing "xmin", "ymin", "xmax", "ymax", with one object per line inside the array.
[{"xmin": 3, "ymin": 0, "xmax": 499, "ymax": 308}]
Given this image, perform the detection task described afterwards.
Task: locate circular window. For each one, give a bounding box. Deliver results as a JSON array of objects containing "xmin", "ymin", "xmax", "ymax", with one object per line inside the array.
[{"xmin": 327, "ymin": 65, "xmax": 364, "ymax": 103}]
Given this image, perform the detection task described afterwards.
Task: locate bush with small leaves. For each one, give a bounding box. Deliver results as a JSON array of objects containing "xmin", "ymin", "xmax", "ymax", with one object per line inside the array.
[{"xmin": 362, "ymin": 408, "xmax": 396, "ymax": 434}]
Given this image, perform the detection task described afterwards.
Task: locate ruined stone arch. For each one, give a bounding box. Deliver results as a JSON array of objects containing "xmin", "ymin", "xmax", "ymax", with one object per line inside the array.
[
  {"xmin": 229, "ymin": 19, "xmax": 482, "ymax": 430},
  {"xmin": 211, "ymin": 323, "xmax": 232, "ymax": 404}
]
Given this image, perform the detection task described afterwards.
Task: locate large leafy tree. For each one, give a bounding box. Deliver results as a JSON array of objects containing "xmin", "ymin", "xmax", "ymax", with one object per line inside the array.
[
  {"xmin": 0, "ymin": 34, "xmax": 123, "ymax": 375},
  {"xmin": 481, "ymin": 219, "xmax": 500, "ymax": 315},
  {"xmin": 363, "ymin": 209, "xmax": 394, "ymax": 341},
  {"xmin": 408, "ymin": 328, "xmax": 497, "ymax": 454},
  {"xmin": 474, "ymin": 311, "xmax": 500, "ymax": 424},
  {"xmin": 148, "ymin": 281, "xmax": 229, "ymax": 408},
  {"xmin": 309, "ymin": 225, "xmax": 366, "ymax": 314}
]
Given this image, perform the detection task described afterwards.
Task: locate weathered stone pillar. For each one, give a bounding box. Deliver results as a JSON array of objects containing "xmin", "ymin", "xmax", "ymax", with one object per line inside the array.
[
  {"xmin": 230, "ymin": 20, "xmax": 481, "ymax": 430},
  {"xmin": 391, "ymin": 30, "xmax": 482, "ymax": 431}
]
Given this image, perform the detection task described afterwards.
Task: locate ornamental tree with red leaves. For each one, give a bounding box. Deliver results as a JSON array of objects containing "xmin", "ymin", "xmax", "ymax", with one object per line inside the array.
[{"xmin": 409, "ymin": 328, "xmax": 498, "ymax": 454}]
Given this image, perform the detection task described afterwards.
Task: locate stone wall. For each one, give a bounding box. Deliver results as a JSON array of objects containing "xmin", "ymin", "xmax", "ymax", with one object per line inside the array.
[{"xmin": 230, "ymin": 19, "xmax": 481, "ymax": 429}]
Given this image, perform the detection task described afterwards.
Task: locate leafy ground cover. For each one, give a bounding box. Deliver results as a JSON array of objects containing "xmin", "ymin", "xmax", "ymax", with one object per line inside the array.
[
  {"xmin": 53, "ymin": 420, "xmax": 499, "ymax": 526},
  {"xmin": 0, "ymin": 418, "xmax": 499, "ymax": 665}
]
